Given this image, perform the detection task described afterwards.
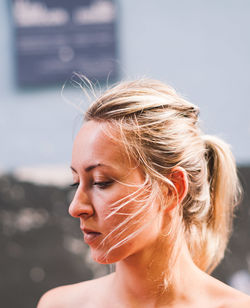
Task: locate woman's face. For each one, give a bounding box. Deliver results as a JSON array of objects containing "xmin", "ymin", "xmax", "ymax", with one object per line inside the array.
[{"xmin": 69, "ymin": 120, "xmax": 163, "ymax": 264}]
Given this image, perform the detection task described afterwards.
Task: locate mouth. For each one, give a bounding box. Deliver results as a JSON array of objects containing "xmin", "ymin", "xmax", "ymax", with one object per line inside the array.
[{"xmin": 81, "ymin": 228, "xmax": 101, "ymax": 245}]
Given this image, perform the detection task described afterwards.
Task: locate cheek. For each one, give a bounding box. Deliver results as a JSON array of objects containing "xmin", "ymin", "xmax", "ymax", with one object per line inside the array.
[
  {"xmin": 91, "ymin": 199, "xmax": 163, "ymax": 264},
  {"xmin": 104, "ymin": 199, "xmax": 155, "ymax": 243},
  {"xmin": 93, "ymin": 184, "xmax": 160, "ymax": 241},
  {"xmin": 92, "ymin": 185, "xmax": 135, "ymax": 216}
]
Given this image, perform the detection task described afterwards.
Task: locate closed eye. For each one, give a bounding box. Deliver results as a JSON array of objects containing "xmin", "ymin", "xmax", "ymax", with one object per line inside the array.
[
  {"xmin": 93, "ymin": 181, "xmax": 114, "ymax": 189},
  {"xmin": 70, "ymin": 182, "xmax": 79, "ymax": 188}
]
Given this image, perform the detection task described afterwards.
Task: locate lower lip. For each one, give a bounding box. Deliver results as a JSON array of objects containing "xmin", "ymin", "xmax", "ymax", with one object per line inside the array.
[{"xmin": 83, "ymin": 232, "xmax": 101, "ymax": 245}]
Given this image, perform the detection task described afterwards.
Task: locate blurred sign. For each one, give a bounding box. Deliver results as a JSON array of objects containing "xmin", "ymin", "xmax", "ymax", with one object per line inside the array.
[{"xmin": 12, "ymin": 0, "xmax": 117, "ymax": 86}]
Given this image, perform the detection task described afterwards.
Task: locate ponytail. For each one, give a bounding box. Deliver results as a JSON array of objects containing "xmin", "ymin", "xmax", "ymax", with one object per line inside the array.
[
  {"xmin": 84, "ymin": 78, "xmax": 242, "ymax": 276},
  {"xmin": 201, "ymin": 135, "xmax": 242, "ymax": 272}
]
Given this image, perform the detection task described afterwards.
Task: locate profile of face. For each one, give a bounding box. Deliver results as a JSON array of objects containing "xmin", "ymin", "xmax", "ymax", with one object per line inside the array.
[{"xmin": 69, "ymin": 120, "xmax": 164, "ymax": 264}]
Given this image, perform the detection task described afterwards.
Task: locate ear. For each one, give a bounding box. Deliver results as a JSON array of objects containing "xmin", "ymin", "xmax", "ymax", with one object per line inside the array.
[{"xmin": 164, "ymin": 167, "xmax": 188, "ymax": 212}]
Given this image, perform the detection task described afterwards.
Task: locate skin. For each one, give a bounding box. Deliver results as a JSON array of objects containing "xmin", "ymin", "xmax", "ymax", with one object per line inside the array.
[{"xmin": 38, "ymin": 120, "xmax": 250, "ymax": 308}]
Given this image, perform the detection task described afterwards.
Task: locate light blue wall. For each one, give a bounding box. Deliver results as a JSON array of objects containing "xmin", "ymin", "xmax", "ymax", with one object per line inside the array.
[{"xmin": 1, "ymin": 0, "xmax": 250, "ymax": 172}]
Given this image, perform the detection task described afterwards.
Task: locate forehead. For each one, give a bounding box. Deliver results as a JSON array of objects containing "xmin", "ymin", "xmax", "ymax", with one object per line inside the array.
[{"xmin": 72, "ymin": 120, "xmax": 128, "ymax": 169}]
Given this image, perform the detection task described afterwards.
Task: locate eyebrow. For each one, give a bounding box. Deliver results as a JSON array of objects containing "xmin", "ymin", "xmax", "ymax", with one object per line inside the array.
[{"xmin": 70, "ymin": 163, "xmax": 106, "ymax": 173}]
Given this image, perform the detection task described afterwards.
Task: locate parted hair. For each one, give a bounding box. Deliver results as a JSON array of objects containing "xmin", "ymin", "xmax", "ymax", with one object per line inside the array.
[{"xmin": 84, "ymin": 79, "xmax": 241, "ymax": 274}]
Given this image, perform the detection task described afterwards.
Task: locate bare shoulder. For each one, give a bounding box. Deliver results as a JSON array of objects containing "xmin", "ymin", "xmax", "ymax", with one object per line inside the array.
[
  {"xmin": 37, "ymin": 274, "xmax": 114, "ymax": 308},
  {"xmin": 37, "ymin": 282, "xmax": 90, "ymax": 308},
  {"xmin": 209, "ymin": 277, "xmax": 250, "ymax": 308},
  {"xmin": 240, "ymin": 296, "xmax": 250, "ymax": 308},
  {"xmin": 224, "ymin": 288, "xmax": 250, "ymax": 308}
]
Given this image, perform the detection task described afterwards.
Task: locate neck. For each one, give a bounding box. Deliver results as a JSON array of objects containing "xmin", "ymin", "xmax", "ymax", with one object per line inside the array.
[{"xmin": 113, "ymin": 238, "xmax": 205, "ymax": 306}]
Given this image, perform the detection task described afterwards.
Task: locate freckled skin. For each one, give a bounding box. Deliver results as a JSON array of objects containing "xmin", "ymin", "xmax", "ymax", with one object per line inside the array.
[
  {"xmin": 69, "ymin": 120, "xmax": 163, "ymax": 264},
  {"xmin": 38, "ymin": 120, "xmax": 250, "ymax": 308}
]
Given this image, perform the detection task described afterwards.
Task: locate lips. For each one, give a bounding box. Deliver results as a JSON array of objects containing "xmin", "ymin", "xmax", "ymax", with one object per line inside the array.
[{"xmin": 81, "ymin": 228, "xmax": 101, "ymax": 245}]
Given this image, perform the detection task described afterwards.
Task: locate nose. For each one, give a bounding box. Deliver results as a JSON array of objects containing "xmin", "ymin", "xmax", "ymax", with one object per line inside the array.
[{"xmin": 68, "ymin": 187, "xmax": 94, "ymax": 218}]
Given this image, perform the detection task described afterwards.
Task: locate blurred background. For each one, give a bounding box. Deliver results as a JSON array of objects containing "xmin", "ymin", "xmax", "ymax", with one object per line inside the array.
[{"xmin": 0, "ymin": 0, "xmax": 250, "ymax": 307}]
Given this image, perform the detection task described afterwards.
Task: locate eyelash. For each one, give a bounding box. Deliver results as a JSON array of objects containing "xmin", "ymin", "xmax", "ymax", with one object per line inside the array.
[
  {"xmin": 70, "ymin": 183, "xmax": 79, "ymax": 188},
  {"xmin": 70, "ymin": 181, "xmax": 113, "ymax": 189},
  {"xmin": 93, "ymin": 181, "xmax": 114, "ymax": 189}
]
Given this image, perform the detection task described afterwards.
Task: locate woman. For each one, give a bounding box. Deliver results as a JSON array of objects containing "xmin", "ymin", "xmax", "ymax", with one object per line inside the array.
[{"xmin": 38, "ymin": 79, "xmax": 250, "ymax": 307}]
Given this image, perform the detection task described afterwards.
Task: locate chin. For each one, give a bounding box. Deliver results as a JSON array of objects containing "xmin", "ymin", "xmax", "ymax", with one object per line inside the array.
[
  {"xmin": 91, "ymin": 247, "xmax": 132, "ymax": 264},
  {"xmin": 91, "ymin": 251, "xmax": 119, "ymax": 264}
]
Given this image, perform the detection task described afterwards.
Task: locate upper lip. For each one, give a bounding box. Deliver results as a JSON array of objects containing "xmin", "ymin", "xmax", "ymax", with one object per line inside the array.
[{"xmin": 81, "ymin": 227, "xmax": 101, "ymax": 234}]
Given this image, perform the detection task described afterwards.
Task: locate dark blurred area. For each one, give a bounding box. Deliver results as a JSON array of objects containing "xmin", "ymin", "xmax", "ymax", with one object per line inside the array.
[
  {"xmin": 0, "ymin": 167, "xmax": 249, "ymax": 308},
  {"xmin": 213, "ymin": 167, "xmax": 250, "ymax": 291},
  {"xmin": 0, "ymin": 175, "xmax": 109, "ymax": 308}
]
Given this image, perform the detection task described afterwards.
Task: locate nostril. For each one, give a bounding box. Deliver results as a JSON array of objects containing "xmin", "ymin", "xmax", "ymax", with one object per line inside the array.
[{"xmin": 79, "ymin": 212, "xmax": 94, "ymax": 219}]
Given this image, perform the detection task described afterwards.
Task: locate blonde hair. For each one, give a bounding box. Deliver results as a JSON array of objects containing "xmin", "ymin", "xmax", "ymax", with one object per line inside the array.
[{"xmin": 84, "ymin": 79, "xmax": 241, "ymax": 274}]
